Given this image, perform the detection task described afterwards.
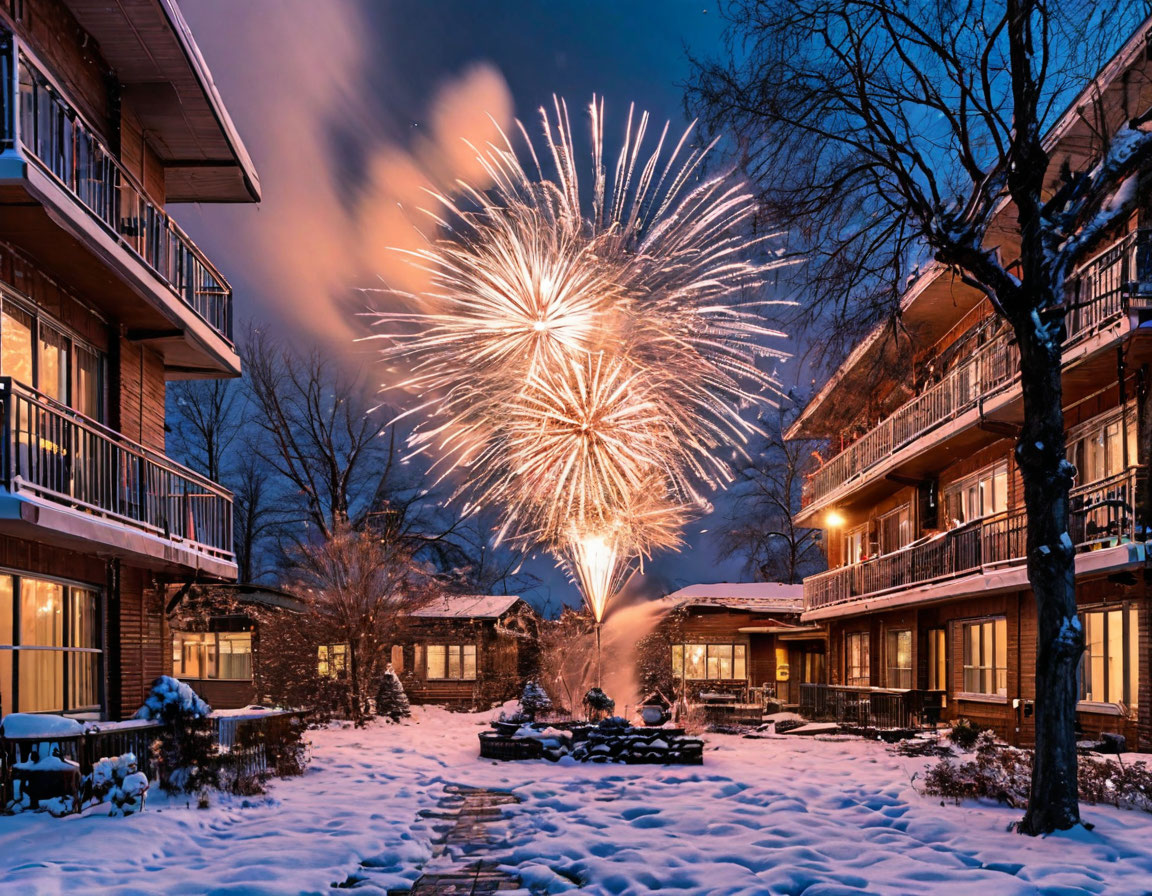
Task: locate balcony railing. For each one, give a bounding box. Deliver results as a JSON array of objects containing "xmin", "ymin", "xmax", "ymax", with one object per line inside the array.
[
  {"xmin": 0, "ymin": 32, "xmax": 233, "ymax": 345},
  {"xmin": 0, "ymin": 378, "xmax": 233, "ymax": 560},
  {"xmin": 801, "ymin": 229, "xmax": 1152, "ymax": 510},
  {"xmin": 803, "ymin": 468, "xmax": 1141, "ymax": 613}
]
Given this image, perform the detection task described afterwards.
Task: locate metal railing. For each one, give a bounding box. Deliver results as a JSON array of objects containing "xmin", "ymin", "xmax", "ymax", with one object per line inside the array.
[
  {"xmin": 803, "ymin": 326, "xmax": 1019, "ymax": 508},
  {"xmin": 801, "ymin": 229, "xmax": 1152, "ymax": 509},
  {"xmin": 0, "ymin": 32, "xmax": 233, "ymax": 344},
  {"xmin": 798, "ymin": 683, "xmax": 943, "ymax": 729},
  {"xmin": 804, "ymin": 468, "xmax": 1141, "ymax": 612},
  {"xmin": 0, "ymin": 377, "xmax": 233, "ymax": 559}
]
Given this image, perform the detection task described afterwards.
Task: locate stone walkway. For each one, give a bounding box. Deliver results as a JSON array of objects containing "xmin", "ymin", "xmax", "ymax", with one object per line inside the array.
[{"xmin": 407, "ymin": 785, "xmax": 525, "ymax": 895}]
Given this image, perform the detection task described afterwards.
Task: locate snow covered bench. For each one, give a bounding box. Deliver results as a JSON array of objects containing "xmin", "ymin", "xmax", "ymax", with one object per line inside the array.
[{"xmin": 1, "ymin": 714, "xmax": 83, "ymax": 814}]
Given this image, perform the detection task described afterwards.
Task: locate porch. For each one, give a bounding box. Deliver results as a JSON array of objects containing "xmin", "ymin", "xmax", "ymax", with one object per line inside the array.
[{"xmin": 798, "ymin": 683, "xmax": 945, "ymax": 730}]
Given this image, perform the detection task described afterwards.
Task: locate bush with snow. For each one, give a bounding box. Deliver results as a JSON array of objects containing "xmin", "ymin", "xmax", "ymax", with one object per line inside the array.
[
  {"xmin": 87, "ymin": 753, "xmax": 149, "ymax": 816},
  {"xmin": 518, "ymin": 680, "xmax": 552, "ymax": 720},
  {"xmin": 135, "ymin": 675, "xmax": 212, "ymax": 721},
  {"xmin": 375, "ymin": 664, "xmax": 411, "ymax": 722},
  {"xmin": 136, "ymin": 676, "xmax": 219, "ymax": 796}
]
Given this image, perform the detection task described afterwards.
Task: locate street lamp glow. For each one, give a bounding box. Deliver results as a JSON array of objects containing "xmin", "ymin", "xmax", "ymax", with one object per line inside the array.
[{"xmin": 826, "ymin": 510, "xmax": 846, "ymax": 528}]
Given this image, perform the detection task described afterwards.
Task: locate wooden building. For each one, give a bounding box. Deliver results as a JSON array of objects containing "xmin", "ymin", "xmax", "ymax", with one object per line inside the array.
[
  {"xmin": 167, "ymin": 583, "xmax": 307, "ymax": 710},
  {"xmin": 0, "ymin": 0, "xmax": 257, "ymax": 719},
  {"xmin": 392, "ymin": 595, "xmax": 540, "ymax": 709},
  {"xmin": 787, "ymin": 20, "xmax": 1152, "ymax": 747},
  {"xmin": 659, "ymin": 583, "xmax": 825, "ymax": 706}
]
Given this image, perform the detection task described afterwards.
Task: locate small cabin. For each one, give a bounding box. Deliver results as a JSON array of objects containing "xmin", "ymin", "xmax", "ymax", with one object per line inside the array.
[
  {"xmin": 393, "ymin": 595, "xmax": 540, "ymax": 709},
  {"xmin": 166, "ymin": 583, "xmax": 307, "ymax": 710},
  {"xmin": 659, "ymin": 583, "xmax": 827, "ymax": 707}
]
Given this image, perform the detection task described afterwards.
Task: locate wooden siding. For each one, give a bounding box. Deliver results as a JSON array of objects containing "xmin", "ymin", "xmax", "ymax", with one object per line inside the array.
[
  {"xmin": 827, "ymin": 578, "xmax": 1150, "ymax": 749},
  {"xmin": 117, "ymin": 564, "xmax": 166, "ymax": 719},
  {"xmin": 0, "ymin": 241, "xmax": 110, "ymax": 350},
  {"xmin": 116, "ymin": 338, "xmax": 167, "ymax": 450},
  {"xmin": 120, "ymin": 103, "xmax": 166, "ymax": 206}
]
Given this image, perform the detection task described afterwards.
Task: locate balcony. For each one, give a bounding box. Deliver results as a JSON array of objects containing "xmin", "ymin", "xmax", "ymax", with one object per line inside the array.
[
  {"xmin": 0, "ymin": 30, "xmax": 237, "ymax": 374},
  {"xmin": 800, "ymin": 230, "xmax": 1152, "ymax": 516},
  {"xmin": 0, "ymin": 378, "xmax": 234, "ymax": 578},
  {"xmin": 803, "ymin": 468, "xmax": 1144, "ymax": 617}
]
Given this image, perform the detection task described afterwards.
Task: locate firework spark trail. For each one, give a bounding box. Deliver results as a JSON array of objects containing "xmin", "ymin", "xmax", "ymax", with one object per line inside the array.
[{"xmin": 370, "ymin": 97, "xmax": 793, "ymax": 623}]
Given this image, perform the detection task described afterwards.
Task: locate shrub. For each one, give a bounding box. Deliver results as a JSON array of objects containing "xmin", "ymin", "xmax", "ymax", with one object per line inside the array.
[
  {"xmin": 583, "ymin": 687, "xmax": 615, "ymax": 721},
  {"xmin": 376, "ymin": 664, "xmax": 411, "ymax": 722},
  {"xmin": 519, "ymin": 680, "xmax": 553, "ymax": 720},
  {"xmin": 87, "ymin": 753, "xmax": 149, "ymax": 816},
  {"xmin": 922, "ymin": 734, "xmax": 1152, "ymax": 814},
  {"xmin": 947, "ymin": 717, "xmax": 987, "ymax": 750},
  {"xmin": 136, "ymin": 676, "xmax": 219, "ymax": 795}
]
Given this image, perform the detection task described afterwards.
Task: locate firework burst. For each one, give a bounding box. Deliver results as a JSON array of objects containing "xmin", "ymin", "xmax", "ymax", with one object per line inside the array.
[{"xmin": 371, "ymin": 97, "xmax": 792, "ymax": 624}]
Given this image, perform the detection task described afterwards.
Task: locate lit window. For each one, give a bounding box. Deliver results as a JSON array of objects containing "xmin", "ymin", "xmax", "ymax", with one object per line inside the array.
[
  {"xmin": 425, "ymin": 644, "xmax": 477, "ymax": 680},
  {"xmin": 944, "ymin": 462, "xmax": 1009, "ymax": 525},
  {"xmin": 173, "ymin": 631, "xmax": 252, "ymax": 681},
  {"xmin": 927, "ymin": 628, "xmax": 947, "ymax": 697},
  {"xmin": 962, "ymin": 618, "xmax": 1007, "ymax": 696},
  {"xmin": 0, "ymin": 575, "xmax": 102, "ymax": 714},
  {"xmin": 886, "ymin": 630, "xmax": 912, "ymax": 689},
  {"xmin": 845, "ymin": 632, "xmax": 870, "ymax": 686},
  {"xmin": 317, "ymin": 643, "xmax": 348, "ymax": 679},
  {"xmin": 671, "ymin": 643, "xmax": 747, "ymax": 680},
  {"xmin": 1080, "ymin": 607, "xmax": 1138, "ymax": 708}
]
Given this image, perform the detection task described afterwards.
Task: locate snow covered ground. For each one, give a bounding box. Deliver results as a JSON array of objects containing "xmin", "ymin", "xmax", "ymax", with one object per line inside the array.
[{"xmin": 1, "ymin": 707, "xmax": 1151, "ymax": 895}]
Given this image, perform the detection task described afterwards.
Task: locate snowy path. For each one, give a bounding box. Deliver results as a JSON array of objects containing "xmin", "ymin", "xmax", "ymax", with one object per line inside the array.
[{"xmin": 1, "ymin": 708, "xmax": 1152, "ymax": 894}]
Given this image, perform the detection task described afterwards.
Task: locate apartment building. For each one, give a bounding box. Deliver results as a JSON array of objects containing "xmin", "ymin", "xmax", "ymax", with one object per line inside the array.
[
  {"xmin": 789, "ymin": 21, "xmax": 1152, "ymax": 747},
  {"xmin": 0, "ymin": 0, "xmax": 258, "ymax": 719}
]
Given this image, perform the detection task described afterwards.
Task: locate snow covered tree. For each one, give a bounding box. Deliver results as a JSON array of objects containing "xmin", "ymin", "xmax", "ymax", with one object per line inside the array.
[
  {"xmin": 376, "ymin": 663, "xmax": 411, "ymax": 722},
  {"xmin": 518, "ymin": 680, "xmax": 552, "ymax": 720},
  {"xmin": 692, "ymin": 0, "xmax": 1152, "ymax": 833}
]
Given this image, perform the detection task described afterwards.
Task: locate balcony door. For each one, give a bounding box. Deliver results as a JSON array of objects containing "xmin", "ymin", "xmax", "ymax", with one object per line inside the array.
[{"xmin": 877, "ymin": 504, "xmax": 913, "ymax": 556}]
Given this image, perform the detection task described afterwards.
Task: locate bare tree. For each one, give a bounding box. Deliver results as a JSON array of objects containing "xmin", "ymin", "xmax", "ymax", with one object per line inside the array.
[
  {"xmin": 232, "ymin": 454, "xmax": 278, "ymax": 583},
  {"xmin": 291, "ymin": 516, "xmax": 432, "ymax": 722},
  {"xmin": 716, "ymin": 406, "xmax": 825, "ymax": 584},
  {"xmin": 168, "ymin": 379, "xmax": 245, "ymax": 484},
  {"xmin": 691, "ymin": 0, "xmax": 1152, "ymax": 833}
]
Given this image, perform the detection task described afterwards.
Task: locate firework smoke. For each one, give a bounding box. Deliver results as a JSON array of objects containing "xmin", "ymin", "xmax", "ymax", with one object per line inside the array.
[{"xmin": 372, "ymin": 97, "xmax": 791, "ymax": 623}]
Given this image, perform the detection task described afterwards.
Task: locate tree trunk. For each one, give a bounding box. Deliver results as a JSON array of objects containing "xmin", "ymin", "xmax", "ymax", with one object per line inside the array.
[
  {"xmin": 348, "ymin": 639, "xmax": 363, "ymax": 725},
  {"xmin": 1013, "ymin": 316, "xmax": 1082, "ymax": 834}
]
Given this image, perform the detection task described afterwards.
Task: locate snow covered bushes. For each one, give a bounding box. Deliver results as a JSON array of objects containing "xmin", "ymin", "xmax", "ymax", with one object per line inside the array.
[
  {"xmin": 136, "ymin": 676, "xmax": 219, "ymax": 796},
  {"xmin": 88, "ymin": 753, "xmax": 149, "ymax": 816},
  {"xmin": 583, "ymin": 688, "xmax": 614, "ymax": 721},
  {"xmin": 376, "ymin": 664, "xmax": 411, "ymax": 722},
  {"xmin": 922, "ymin": 732, "xmax": 1152, "ymax": 814}
]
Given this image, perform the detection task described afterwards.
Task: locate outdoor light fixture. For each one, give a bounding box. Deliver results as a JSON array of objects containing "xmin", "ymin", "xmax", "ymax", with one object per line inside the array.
[{"xmin": 826, "ymin": 510, "xmax": 846, "ymax": 528}]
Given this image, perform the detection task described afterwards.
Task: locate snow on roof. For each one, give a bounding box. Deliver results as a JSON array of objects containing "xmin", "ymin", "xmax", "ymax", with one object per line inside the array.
[
  {"xmin": 412, "ymin": 594, "xmax": 522, "ymax": 619},
  {"xmin": 662, "ymin": 582, "xmax": 803, "ymax": 614}
]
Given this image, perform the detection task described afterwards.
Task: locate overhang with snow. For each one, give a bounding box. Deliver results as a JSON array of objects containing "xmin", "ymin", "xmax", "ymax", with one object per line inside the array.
[
  {"xmin": 662, "ymin": 582, "xmax": 804, "ymax": 616},
  {"xmin": 411, "ymin": 594, "xmax": 525, "ymax": 620}
]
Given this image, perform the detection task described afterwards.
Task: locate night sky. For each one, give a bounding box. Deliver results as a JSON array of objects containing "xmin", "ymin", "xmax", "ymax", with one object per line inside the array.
[{"xmin": 176, "ymin": 1, "xmax": 763, "ymax": 610}]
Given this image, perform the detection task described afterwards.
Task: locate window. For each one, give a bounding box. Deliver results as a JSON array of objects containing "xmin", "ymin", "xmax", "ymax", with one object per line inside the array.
[
  {"xmin": 844, "ymin": 525, "xmax": 867, "ymax": 566},
  {"xmin": 845, "ymin": 632, "xmax": 870, "ymax": 687},
  {"xmin": 0, "ymin": 294, "xmax": 106, "ymax": 421},
  {"xmin": 962, "ymin": 618, "xmax": 1008, "ymax": 696},
  {"xmin": 172, "ymin": 631, "xmax": 252, "ymax": 681},
  {"xmin": 944, "ymin": 462, "xmax": 1009, "ymax": 526},
  {"xmin": 426, "ymin": 644, "xmax": 477, "ymax": 680},
  {"xmin": 0, "ymin": 574, "xmax": 102, "ymax": 714},
  {"xmin": 390, "ymin": 644, "xmax": 404, "ymax": 673},
  {"xmin": 671, "ymin": 643, "xmax": 748, "ymax": 680},
  {"xmin": 317, "ymin": 643, "xmax": 348, "ymax": 679},
  {"xmin": 877, "ymin": 505, "xmax": 913, "ymax": 555},
  {"xmin": 886, "ymin": 630, "xmax": 912, "ymax": 689},
  {"xmin": 1080, "ymin": 607, "xmax": 1138, "ymax": 708},
  {"xmin": 927, "ymin": 628, "xmax": 947, "ymax": 698},
  {"xmin": 1067, "ymin": 408, "xmax": 1137, "ymax": 486}
]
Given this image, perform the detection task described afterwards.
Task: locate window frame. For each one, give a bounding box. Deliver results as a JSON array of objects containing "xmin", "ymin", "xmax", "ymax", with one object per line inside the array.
[
  {"xmin": 845, "ymin": 631, "xmax": 871, "ymax": 687},
  {"xmin": 425, "ymin": 643, "xmax": 477, "ymax": 681},
  {"xmin": 671, "ymin": 642, "xmax": 749, "ymax": 681},
  {"xmin": 1078, "ymin": 605, "xmax": 1138, "ymax": 712},
  {"xmin": 943, "ymin": 461, "xmax": 1010, "ymax": 527},
  {"xmin": 960, "ymin": 617, "xmax": 1008, "ymax": 699},
  {"xmin": 885, "ymin": 629, "xmax": 913, "ymax": 690},
  {"xmin": 1, "ymin": 290, "xmax": 107, "ymax": 423},
  {"xmin": 172, "ymin": 630, "xmax": 253, "ymax": 682},
  {"xmin": 0, "ymin": 571, "xmax": 103, "ymax": 716}
]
